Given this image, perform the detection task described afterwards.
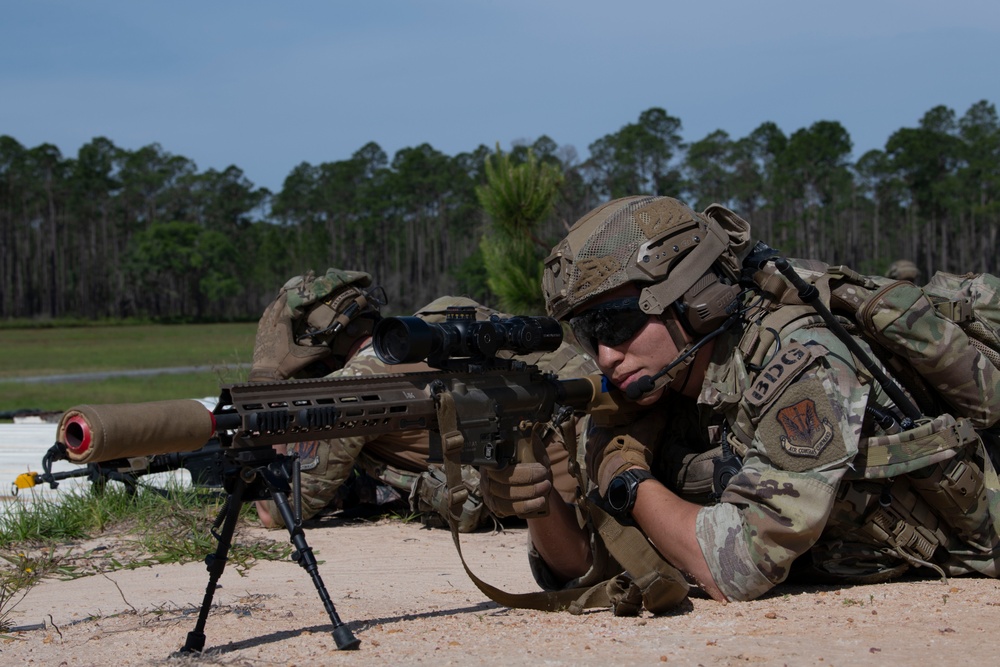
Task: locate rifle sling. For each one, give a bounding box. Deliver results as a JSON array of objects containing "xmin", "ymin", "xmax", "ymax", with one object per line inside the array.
[
  {"xmin": 433, "ymin": 389, "xmax": 469, "ymax": 517},
  {"xmin": 562, "ymin": 403, "xmax": 690, "ymax": 613},
  {"xmin": 440, "ymin": 487, "xmax": 689, "ymax": 614},
  {"xmin": 587, "ymin": 502, "xmax": 691, "ymax": 613},
  {"xmin": 435, "ymin": 390, "xmax": 689, "ymax": 614},
  {"xmin": 434, "ymin": 389, "xmax": 608, "ymax": 611}
]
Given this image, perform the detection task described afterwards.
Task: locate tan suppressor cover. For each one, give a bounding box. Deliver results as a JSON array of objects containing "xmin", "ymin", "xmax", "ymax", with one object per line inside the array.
[{"xmin": 58, "ymin": 400, "xmax": 217, "ymax": 464}]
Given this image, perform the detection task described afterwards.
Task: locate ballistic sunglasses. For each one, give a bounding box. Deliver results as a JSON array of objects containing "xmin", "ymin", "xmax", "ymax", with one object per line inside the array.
[{"xmin": 569, "ymin": 296, "xmax": 650, "ymax": 356}]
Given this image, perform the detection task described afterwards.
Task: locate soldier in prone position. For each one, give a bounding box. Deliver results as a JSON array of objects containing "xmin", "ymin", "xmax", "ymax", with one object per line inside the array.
[
  {"xmin": 479, "ymin": 195, "xmax": 1000, "ymax": 610},
  {"xmin": 249, "ymin": 269, "xmax": 596, "ymax": 531}
]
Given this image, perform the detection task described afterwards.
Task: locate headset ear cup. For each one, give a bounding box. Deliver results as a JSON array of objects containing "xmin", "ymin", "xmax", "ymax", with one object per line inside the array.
[{"xmin": 680, "ymin": 276, "xmax": 741, "ymax": 334}]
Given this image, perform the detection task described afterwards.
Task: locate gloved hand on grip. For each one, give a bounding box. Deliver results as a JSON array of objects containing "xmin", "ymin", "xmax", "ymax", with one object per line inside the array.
[
  {"xmin": 248, "ymin": 291, "xmax": 332, "ymax": 382},
  {"xmin": 480, "ymin": 427, "xmax": 553, "ymax": 518}
]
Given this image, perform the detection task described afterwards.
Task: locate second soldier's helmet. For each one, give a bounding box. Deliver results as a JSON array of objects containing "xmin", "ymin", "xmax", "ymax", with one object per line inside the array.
[
  {"xmin": 248, "ymin": 268, "xmax": 385, "ymax": 382},
  {"xmin": 887, "ymin": 259, "xmax": 921, "ymax": 282}
]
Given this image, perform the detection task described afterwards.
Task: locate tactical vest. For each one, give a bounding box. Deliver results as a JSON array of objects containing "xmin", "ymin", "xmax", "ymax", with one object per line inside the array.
[{"xmin": 734, "ymin": 260, "xmax": 1000, "ymax": 578}]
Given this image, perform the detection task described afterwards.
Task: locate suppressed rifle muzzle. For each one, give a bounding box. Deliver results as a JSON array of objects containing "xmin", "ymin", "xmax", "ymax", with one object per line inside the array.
[{"xmin": 58, "ymin": 400, "xmax": 234, "ymax": 464}]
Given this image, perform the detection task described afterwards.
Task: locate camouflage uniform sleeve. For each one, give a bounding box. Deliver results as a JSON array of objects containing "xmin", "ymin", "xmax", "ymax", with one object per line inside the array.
[
  {"xmin": 696, "ymin": 329, "xmax": 869, "ymax": 601},
  {"xmin": 302, "ymin": 344, "xmax": 388, "ymax": 470},
  {"xmin": 261, "ymin": 346, "xmax": 384, "ymax": 525}
]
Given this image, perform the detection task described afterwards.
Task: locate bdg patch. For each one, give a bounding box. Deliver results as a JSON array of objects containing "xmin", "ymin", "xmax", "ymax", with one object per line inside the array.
[
  {"xmin": 776, "ymin": 399, "xmax": 834, "ymax": 458},
  {"xmin": 745, "ymin": 341, "xmax": 814, "ymax": 411}
]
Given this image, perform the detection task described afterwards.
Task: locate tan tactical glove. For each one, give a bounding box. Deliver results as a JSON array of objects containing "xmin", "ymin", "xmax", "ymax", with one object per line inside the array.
[
  {"xmin": 480, "ymin": 425, "xmax": 553, "ymax": 518},
  {"xmin": 586, "ymin": 410, "xmax": 664, "ymax": 496},
  {"xmin": 248, "ymin": 291, "xmax": 332, "ymax": 382}
]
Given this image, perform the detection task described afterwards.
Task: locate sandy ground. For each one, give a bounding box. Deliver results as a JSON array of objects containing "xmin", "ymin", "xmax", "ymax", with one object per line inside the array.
[{"xmin": 3, "ymin": 514, "xmax": 1000, "ymax": 667}]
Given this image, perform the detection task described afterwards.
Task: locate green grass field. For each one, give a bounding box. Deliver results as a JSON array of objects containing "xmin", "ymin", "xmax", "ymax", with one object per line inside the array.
[{"xmin": 0, "ymin": 323, "xmax": 257, "ymax": 413}]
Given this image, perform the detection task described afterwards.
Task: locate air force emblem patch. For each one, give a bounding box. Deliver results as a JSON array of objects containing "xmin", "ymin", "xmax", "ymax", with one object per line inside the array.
[
  {"xmin": 776, "ymin": 399, "xmax": 834, "ymax": 458},
  {"xmin": 287, "ymin": 440, "xmax": 322, "ymax": 470}
]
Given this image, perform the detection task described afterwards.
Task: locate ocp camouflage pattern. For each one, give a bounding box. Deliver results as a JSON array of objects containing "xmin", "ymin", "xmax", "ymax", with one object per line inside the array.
[
  {"xmin": 693, "ymin": 323, "xmax": 1000, "ymax": 601},
  {"xmin": 859, "ymin": 278, "xmax": 1000, "ymax": 428},
  {"xmin": 281, "ymin": 268, "xmax": 372, "ymax": 319}
]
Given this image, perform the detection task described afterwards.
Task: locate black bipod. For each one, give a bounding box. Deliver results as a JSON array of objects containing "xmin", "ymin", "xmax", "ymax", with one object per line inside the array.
[{"xmin": 180, "ymin": 449, "xmax": 360, "ymax": 653}]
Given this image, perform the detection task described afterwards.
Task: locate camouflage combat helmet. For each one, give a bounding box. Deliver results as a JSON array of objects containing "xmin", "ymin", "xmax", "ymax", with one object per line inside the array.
[
  {"xmin": 542, "ymin": 196, "xmax": 746, "ymax": 321},
  {"xmin": 542, "ymin": 196, "xmax": 753, "ymax": 399},
  {"xmin": 285, "ymin": 268, "xmax": 381, "ymax": 353},
  {"xmin": 886, "ymin": 259, "xmax": 921, "ymax": 282},
  {"xmin": 249, "ymin": 268, "xmax": 385, "ymax": 382}
]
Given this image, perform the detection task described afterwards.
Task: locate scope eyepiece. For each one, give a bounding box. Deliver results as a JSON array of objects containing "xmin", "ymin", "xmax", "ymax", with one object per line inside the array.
[{"xmin": 372, "ymin": 307, "xmax": 563, "ymax": 366}]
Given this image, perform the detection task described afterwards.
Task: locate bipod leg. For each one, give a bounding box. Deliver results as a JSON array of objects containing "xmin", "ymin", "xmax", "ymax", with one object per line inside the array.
[
  {"xmin": 180, "ymin": 469, "xmax": 248, "ymax": 653},
  {"xmin": 270, "ymin": 487, "xmax": 360, "ymax": 650}
]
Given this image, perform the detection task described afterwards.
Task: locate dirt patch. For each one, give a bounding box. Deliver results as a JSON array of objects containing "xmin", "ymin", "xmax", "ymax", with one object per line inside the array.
[{"xmin": 3, "ymin": 517, "xmax": 1000, "ymax": 666}]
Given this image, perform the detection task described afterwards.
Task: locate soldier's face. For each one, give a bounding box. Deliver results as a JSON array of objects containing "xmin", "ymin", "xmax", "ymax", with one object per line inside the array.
[{"xmin": 575, "ymin": 285, "xmax": 690, "ymax": 406}]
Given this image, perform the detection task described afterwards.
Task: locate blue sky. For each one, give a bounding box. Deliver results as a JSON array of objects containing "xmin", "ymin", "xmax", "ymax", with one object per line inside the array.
[{"xmin": 2, "ymin": 1, "xmax": 998, "ymax": 193}]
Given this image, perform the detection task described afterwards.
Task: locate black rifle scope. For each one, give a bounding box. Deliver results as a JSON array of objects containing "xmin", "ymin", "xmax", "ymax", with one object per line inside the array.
[{"xmin": 372, "ymin": 307, "xmax": 563, "ymax": 365}]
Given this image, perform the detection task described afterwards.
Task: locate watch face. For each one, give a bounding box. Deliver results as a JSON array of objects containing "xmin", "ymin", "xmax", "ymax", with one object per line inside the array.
[{"xmin": 606, "ymin": 475, "xmax": 631, "ymax": 512}]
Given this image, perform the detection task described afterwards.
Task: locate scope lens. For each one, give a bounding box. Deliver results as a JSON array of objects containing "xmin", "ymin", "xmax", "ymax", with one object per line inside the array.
[{"xmin": 373, "ymin": 317, "xmax": 434, "ymax": 364}]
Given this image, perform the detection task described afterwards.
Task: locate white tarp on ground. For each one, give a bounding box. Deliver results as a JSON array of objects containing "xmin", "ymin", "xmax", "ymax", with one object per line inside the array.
[
  {"xmin": 0, "ymin": 422, "xmax": 194, "ymax": 507},
  {"xmin": 0, "ymin": 422, "xmax": 82, "ymax": 501}
]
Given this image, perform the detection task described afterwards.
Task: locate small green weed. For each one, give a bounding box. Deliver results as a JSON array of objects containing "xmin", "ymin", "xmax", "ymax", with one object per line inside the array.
[
  {"xmin": 0, "ymin": 550, "xmax": 62, "ymax": 632},
  {"xmin": 0, "ymin": 479, "xmax": 290, "ymax": 626},
  {"xmin": 388, "ymin": 509, "xmax": 423, "ymax": 524},
  {"xmin": 0, "ymin": 480, "xmax": 217, "ymax": 547}
]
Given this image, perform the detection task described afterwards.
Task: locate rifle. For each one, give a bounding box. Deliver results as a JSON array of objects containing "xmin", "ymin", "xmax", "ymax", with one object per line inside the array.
[
  {"xmin": 51, "ymin": 309, "xmax": 618, "ymax": 653},
  {"xmin": 12, "ymin": 438, "xmax": 227, "ymax": 497}
]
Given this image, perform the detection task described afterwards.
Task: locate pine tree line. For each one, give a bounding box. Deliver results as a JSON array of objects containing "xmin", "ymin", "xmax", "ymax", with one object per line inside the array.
[{"xmin": 1, "ymin": 100, "xmax": 997, "ymax": 321}]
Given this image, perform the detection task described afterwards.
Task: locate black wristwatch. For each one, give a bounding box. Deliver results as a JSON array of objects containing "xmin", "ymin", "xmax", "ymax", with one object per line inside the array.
[{"xmin": 605, "ymin": 468, "xmax": 656, "ymax": 520}]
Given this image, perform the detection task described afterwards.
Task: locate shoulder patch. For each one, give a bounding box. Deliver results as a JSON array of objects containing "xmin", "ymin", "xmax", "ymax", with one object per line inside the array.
[
  {"xmin": 287, "ymin": 440, "xmax": 322, "ymax": 471},
  {"xmin": 745, "ymin": 341, "xmax": 814, "ymax": 410},
  {"xmin": 776, "ymin": 399, "xmax": 834, "ymax": 458},
  {"xmin": 755, "ymin": 375, "xmax": 848, "ymax": 473}
]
